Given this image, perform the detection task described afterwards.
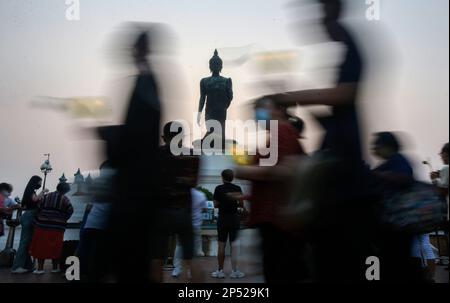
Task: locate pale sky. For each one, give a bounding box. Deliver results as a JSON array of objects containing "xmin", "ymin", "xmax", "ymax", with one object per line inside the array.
[{"xmin": 0, "ymin": 0, "xmax": 448, "ymax": 195}]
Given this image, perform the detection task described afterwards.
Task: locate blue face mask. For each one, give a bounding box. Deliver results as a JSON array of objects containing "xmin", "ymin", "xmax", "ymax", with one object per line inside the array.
[{"xmin": 255, "ymin": 108, "xmax": 271, "ymax": 122}]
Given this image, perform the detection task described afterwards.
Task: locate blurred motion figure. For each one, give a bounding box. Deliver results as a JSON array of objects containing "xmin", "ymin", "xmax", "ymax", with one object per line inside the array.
[
  {"xmin": 265, "ymin": 0, "xmax": 376, "ymax": 282},
  {"xmin": 106, "ymin": 26, "xmax": 162, "ymax": 282}
]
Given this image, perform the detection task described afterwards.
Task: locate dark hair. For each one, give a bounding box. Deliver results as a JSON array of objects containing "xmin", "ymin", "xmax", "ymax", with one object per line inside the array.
[
  {"xmin": 0, "ymin": 183, "xmax": 13, "ymax": 193},
  {"xmin": 163, "ymin": 121, "xmax": 184, "ymax": 140},
  {"xmin": 319, "ymin": 0, "xmax": 343, "ymax": 21},
  {"xmin": 56, "ymin": 182, "xmax": 71, "ymax": 195},
  {"xmin": 441, "ymin": 143, "xmax": 449, "ymax": 155},
  {"xmin": 221, "ymin": 169, "xmax": 234, "ymax": 183},
  {"xmin": 374, "ymin": 132, "xmax": 401, "ymax": 153},
  {"xmin": 133, "ymin": 31, "xmax": 149, "ymax": 58},
  {"xmin": 21, "ymin": 176, "xmax": 42, "ymax": 208},
  {"xmin": 99, "ymin": 160, "xmax": 113, "ymax": 171}
]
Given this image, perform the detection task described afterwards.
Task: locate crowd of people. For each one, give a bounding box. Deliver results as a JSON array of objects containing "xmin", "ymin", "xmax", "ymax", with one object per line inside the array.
[
  {"xmin": 1, "ymin": 130, "xmax": 447, "ymax": 282},
  {"xmin": 1, "ymin": 176, "xmax": 74, "ymax": 275},
  {"xmin": 0, "ymin": 0, "xmax": 448, "ymax": 283}
]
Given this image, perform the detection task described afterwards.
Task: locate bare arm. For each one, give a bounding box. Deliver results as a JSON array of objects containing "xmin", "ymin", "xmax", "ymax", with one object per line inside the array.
[
  {"xmin": 235, "ymin": 166, "xmax": 273, "ymax": 182},
  {"xmin": 373, "ymin": 171, "xmax": 413, "ymax": 187},
  {"xmin": 271, "ymin": 82, "xmax": 357, "ymax": 107},
  {"xmin": 235, "ymin": 156, "xmax": 302, "ymax": 182}
]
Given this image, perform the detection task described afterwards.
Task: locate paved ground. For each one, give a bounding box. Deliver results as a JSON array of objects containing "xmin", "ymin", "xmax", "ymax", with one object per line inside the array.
[
  {"xmin": 1, "ymin": 228, "xmax": 448, "ymax": 284},
  {"xmin": 0, "ymin": 258, "xmax": 448, "ymax": 283}
]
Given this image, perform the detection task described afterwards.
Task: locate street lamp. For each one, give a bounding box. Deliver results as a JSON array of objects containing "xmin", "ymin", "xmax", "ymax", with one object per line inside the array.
[{"xmin": 40, "ymin": 154, "xmax": 52, "ymax": 190}]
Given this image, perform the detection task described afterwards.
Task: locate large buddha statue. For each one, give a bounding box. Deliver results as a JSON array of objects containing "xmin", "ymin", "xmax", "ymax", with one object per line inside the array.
[{"xmin": 197, "ymin": 50, "xmax": 233, "ymax": 140}]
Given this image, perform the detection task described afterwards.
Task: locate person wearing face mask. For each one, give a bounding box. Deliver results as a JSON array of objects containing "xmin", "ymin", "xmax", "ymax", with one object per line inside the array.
[
  {"xmin": 11, "ymin": 176, "xmax": 48, "ymax": 274},
  {"xmin": 234, "ymin": 97, "xmax": 309, "ymax": 283}
]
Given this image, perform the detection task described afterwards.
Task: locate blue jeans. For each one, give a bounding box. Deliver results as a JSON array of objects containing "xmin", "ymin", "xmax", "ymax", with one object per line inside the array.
[{"xmin": 11, "ymin": 210, "xmax": 36, "ymax": 270}]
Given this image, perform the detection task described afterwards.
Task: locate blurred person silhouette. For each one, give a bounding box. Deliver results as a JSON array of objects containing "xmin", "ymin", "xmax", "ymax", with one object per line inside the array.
[
  {"xmin": 0, "ymin": 183, "xmax": 21, "ymax": 239},
  {"xmin": 78, "ymin": 161, "xmax": 115, "ymax": 282},
  {"xmin": 265, "ymin": 0, "xmax": 377, "ymax": 282},
  {"xmin": 371, "ymin": 132, "xmax": 425, "ymax": 282},
  {"xmin": 211, "ymin": 169, "xmax": 245, "ymax": 279},
  {"xmin": 430, "ymin": 142, "xmax": 449, "ymax": 271},
  {"xmin": 29, "ymin": 182, "xmax": 73, "ymax": 275},
  {"xmin": 270, "ymin": 0, "xmax": 364, "ymax": 161},
  {"xmin": 235, "ymin": 97, "xmax": 308, "ymax": 283},
  {"xmin": 0, "ymin": 183, "xmax": 20, "ymax": 212},
  {"xmin": 430, "ymin": 143, "xmax": 449, "ymax": 205},
  {"xmin": 11, "ymin": 176, "xmax": 48, "ymax": 274},
  {"xmin": 105, "ymin": 26, "xmax": 163, "ymax": 282},
  {"xmin": 153, "ymin": 121, "xmax": 200, "ymax": 282},
  {"xmin": 172, "ymin": 187, "xmax": 208, "ymax": 278},
  {"xmin": 414, "ymin": 142, "xmax": 450, "ymax": 280}
]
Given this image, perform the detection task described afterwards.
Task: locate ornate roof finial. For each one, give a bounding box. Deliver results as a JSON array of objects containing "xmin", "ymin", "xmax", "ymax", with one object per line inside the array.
[
  {"xmin": 59, "ymin": 173, "xmax": 67, "ymax": 184},
  {"xmin": 74, "ymin": 168, "xmax": 84, "ymax": 184},
  {"xmin": 85, "ymin": 173, "xmax": 93, "ymax": 185}
]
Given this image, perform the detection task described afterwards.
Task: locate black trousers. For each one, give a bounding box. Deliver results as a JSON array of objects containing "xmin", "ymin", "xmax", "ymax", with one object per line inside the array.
[
  {"xmin": 79, "ymin": 228, "xmax": 110, "ymax": 282},
  {"xmin": 378, "ymin": 231, "xmax": 425, "ymax": 282},
  {"xmin": 258, "ymin": 224, "xmax": 309, "ymax": 283},
  {"xmin": 156, "ymin": 208, "xmax": 194, "ymax": 261}
]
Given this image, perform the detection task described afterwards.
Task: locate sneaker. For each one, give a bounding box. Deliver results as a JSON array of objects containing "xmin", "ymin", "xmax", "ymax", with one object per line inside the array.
[
  {"xmin": 230, "ymin": 270, "xmax": 245, "ymax": 279},
  {"xmin": 11, "ymin": 267, "xmax": 28, "ymax": 274},
  {"xmin": 51, "ymin": 268, "xmax": 61, "ymax": 274},
  {"xmin": 32, "ymin": 269, "xmax": 45, "ymax": 275},
  {"xmin": 211, "ymin": 269, "xmax": 225, "ymax": 279},
  {"xmin": 171, "ymin": 267, "xmax": 182, "ymax": 278}
]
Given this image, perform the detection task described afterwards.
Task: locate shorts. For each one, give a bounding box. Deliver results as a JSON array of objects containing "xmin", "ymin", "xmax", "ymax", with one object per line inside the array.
[{"xmin": 217, "ymin": 214, "xmax": 240, "ymax": 243}]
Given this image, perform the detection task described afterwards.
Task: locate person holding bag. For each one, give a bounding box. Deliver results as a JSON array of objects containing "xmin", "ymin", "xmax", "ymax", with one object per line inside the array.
[{"xmin": 372, "ymin": 132, "xmax": 445, "ymax": 282}]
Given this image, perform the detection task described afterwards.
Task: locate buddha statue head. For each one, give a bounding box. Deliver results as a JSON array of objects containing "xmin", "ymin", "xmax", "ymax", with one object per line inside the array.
[{"xmin": 209, "ymin": 49, "xmax": 223, "ymax": 75}]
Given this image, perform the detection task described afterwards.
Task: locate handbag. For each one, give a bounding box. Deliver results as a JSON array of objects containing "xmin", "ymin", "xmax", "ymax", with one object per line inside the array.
[{"xmin": 382, "ymin": 181, "xmax": 447, "ymax": 233}]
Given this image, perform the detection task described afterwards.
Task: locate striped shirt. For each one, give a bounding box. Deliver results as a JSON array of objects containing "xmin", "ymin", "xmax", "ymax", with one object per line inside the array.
[{"xmin": 34, "ymin": 192, "xmax": 73, "ymax": 231}]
